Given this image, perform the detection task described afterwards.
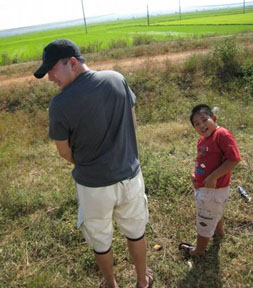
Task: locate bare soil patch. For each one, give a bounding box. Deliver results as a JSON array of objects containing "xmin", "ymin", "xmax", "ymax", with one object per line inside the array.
[
  {"xmin": 0, "ymin": 49, "xmax": 208, "ymax": 87},
  {"xmin": 1, "ymin": 40, "xmax": 253, "ymax": 87}
]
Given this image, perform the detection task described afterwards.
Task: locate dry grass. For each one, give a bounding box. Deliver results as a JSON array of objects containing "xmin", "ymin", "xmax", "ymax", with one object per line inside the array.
[
  {"xmin": 1, "ymin": 38, "xmax": 253, "ymax": 287},
  {"xmin": 1, "ymin": 117, "xmax": 252, "ymax": 287}
]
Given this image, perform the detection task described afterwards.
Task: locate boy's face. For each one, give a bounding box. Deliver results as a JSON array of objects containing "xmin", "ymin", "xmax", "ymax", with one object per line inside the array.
[{"xmin": 192, "ymin": 112, "xmax": 218, "ymax": 138}]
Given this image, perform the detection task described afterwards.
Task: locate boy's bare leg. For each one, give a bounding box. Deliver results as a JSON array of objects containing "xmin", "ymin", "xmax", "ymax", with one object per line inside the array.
[
  {"xmin": 214, "ymin": 219, "xmax": 225, "ymax": 238},
  {"xmin": 189, "ymin": 234, "xmax": 209, "ymax": 256},
  {"xmin": 127, "ymin": 237, "xmax": 148, "ymax": 288},
  {"xmin": 95, "ymin": 249, "xmax": 119, "ymax": 288}
]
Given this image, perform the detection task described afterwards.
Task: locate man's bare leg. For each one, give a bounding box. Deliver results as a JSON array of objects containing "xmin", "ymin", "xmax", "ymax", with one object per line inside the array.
[
  {"xmin": 95, "ymin": 249, "xmax": 119, "ymax": 288},
  {"xmin": 127, "ymin": 237, "xmax": 149, "ymax": 288}
]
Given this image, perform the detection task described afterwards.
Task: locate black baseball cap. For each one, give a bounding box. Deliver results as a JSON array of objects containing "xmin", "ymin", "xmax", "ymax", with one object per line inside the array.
[{"xmin": 34, "ymin": 39, "xmax": 85, "ymax": 79}]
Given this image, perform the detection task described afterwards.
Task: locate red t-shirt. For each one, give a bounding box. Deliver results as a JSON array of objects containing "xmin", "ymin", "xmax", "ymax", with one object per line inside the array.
[{"xmin": 194, "ymin": 127, "xmax": 241, "ymax": 188}]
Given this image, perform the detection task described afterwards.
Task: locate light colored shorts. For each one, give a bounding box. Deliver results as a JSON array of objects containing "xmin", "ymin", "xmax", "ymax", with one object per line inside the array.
[
  {"xmin": 195, "ymin": 187, "xmax": 230, "ymax": 238},
  {"xmin": 76, "ymin": 170, "xmax": 149, "ymax": 253}
]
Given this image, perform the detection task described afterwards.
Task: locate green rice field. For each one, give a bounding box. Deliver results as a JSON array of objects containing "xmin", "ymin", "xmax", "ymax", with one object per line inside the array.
[
  {"xmin": 0, "ymin": 7, "xmax": 253, "ymax": 65},
  {"xmin": 158, "ymin": 12, "xmax": 253, "ymax": 25}
]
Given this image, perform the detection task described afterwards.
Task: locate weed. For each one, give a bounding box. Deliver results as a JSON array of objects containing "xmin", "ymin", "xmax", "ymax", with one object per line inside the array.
[
  {"xmin": 132, "ymin": 34, "xmax": 156, "ymax": 46},
  {"xmin": 241, "ymin": 59, "xmax": 253, "ymax": 98},
  {"xmin": 1, "ymin": 38, "xmax": 253, "ymax": 287},
  {"xmin": 202, "ymin": 39, "xmax": 243, "ymax": 88},
  {"xmin": 108, "ymin": 39, "xmax": 128, "ymax": 49},
  {"xmin": 79, "ymin": 41, "xmax": 103, "ymax": 54},
  {"xmin": 1, "ymin": 53, "xmax": 11, "ymax": 65},
  {"xmin": 0, "ymin": 80, "xmax": 58, "ymax": 112}
]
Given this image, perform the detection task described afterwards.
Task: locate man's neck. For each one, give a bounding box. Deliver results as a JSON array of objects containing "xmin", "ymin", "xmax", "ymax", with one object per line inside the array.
[{"xmin": 72, "ymin": 63, "xmax": 89, "ymax": 82}]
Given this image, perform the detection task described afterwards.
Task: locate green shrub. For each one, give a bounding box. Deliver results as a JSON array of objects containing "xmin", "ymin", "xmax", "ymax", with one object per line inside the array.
[
  {"xmin": 0, "ymin": 81, "xmax": 58, "ymax": 113},
  {"xmin": 132, "ymin": 34, "xmax": 155, "ymax": 46},
  {"xmin": 241, "ymin": 60, "xmax": 253, "ymax": 81},
  {"xmin": 175, "ymin": 55, "xmax": 202, "ymax": 93},
  {"xmin": 1, "ymin": 53, "xmax": 21, "ymax": 66},
  {"xmin": 241, "ymin": 60, "xmax": 253, "ymax": 98},
  {"xmin": 1, "ymin": 53, "xmax": 11, "ymax": 65},
  {"xmin": 183, "ymin": 54, "xmax": 202, "ymax": 74},
  {"xmin": 140, "ymin": 146, "xmax": 192, "ymax": 196},
  {"xmin": 203, "ymin": 39, "xmax": 243, "ymax": 86},
  {"xmin": 108, "ymin": 39, "xmax": 128, "ymax": 49},
  {"xmin": 79, "ymin": 41, "xmax": 103, "ymax": 53}
]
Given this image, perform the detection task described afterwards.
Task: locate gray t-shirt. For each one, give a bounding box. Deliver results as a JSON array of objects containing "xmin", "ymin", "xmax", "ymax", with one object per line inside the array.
[{"xmin": 49, "ymin": 70, "xmax": 140, "ymax": 187}]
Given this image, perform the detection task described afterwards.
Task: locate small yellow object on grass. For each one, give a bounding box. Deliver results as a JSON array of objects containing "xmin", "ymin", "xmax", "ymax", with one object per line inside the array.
[{"xmin": 153, "ymin": 244, "xmax": 163, "ymax": 251}]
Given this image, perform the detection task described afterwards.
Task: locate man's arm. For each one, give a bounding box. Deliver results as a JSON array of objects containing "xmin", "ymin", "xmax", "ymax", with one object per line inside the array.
[
  {"xmin": 132, "ymin": 106, "xmax": 137, "ymax": 129},
  {"xmin": 204, "ymin": 159, "xmax": 239, "ymax": 188},
  {"xmin": 55, "ymin": 140, "xmax": 74, "ymax": 164}
]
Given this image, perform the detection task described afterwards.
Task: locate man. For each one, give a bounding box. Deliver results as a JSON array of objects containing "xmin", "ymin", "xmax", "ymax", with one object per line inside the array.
[{"xmin": 34, "ymin": 39, "xmax": 153, "ymax": 288}]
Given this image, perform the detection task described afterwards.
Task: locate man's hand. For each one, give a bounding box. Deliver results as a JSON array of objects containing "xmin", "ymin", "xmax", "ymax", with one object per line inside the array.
[{"xmin": 55, "ymin": 140, "xmax": 74, "ymax": 164}]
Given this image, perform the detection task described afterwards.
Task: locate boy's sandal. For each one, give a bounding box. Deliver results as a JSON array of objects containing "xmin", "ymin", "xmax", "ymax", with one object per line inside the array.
[
  {"xmin": 136, "ymin": 267, "xmax": 154, "ymax": 288},
  {"xmin": 178, "ymin": 242, "xmax": 196, "ymax": 258},
  {"xmin": 99, "ymin": 279, "xmax": 107, "ymax": 288},
  {"xmin": 99, "ymin": 279, "xmax": 109, "ymax": 288},
  {"xmin": 99, "ymin": 279, "xmax": 119, "ymax": 288}
]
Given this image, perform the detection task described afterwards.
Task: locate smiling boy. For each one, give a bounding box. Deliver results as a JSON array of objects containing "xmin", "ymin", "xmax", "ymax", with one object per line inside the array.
[{"xmin": 179, "ymin": 104, "xmax": 241, "ymax": 257}]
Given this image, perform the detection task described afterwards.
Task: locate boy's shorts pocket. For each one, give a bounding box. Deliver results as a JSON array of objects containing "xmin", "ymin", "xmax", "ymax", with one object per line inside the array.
[{"xmin": 195, "ymin": 187, "xmax": 230, "ymax": 238}]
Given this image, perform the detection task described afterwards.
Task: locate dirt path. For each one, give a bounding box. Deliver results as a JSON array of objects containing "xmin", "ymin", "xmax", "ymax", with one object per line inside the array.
[
  {"xmin": 0, "ymin": 49, "xmax": 208, "ymax": 87},
  {"xmin": 1, "ymin": 34, "xmax": 253, "ymax": 88},
  {"xmin": 90, "ymin": 49, "xmax": 208, "ymax": 70}
]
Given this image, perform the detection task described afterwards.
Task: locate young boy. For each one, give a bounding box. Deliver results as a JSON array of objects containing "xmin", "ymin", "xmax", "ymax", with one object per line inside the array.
[{"xmin": 179, "ymin": 104, "xmax": 241, "ymax": 257}]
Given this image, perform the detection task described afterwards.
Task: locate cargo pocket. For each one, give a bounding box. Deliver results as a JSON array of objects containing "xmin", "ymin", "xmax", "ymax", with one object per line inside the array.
[{"xmin": 214, "ymin": 189, "xmax": 229, "ymax": 204}]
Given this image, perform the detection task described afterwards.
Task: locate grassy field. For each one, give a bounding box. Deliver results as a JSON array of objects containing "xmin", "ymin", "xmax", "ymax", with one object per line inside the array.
[
  {"xmin": 1, "ymin": 7, "xmax": 253, "ymax": 65},
  {"xmin": 0, "ymin": 37, "xmax": 253, "ymax": 287},
  {"xmin": 159, "ymin": 12, "xmax": 253, "ymax": 25}
]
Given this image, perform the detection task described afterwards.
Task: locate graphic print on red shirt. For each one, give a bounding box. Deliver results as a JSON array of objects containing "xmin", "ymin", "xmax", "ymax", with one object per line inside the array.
[{"xmin": 194, "ymin": 127, "xmax": 241, "ymax": 188}]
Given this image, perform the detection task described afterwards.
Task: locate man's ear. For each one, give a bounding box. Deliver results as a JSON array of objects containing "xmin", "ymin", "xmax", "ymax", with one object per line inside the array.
[
  {"xmin": 212, "ymin": 114, "xmax": 217, "ymax": 122},
  {"xmin": 69, "ymin": 57, "xmax": 78, "ymax": 70}
]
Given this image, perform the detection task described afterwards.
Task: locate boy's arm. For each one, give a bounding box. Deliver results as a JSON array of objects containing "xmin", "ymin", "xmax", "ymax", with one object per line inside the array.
[
  {"xmin": 204, "ymin": 159, "xmax": 239, "ymax": 188},
  {"xmin": 191, "ymin": 167, "xmax": 196, "ymax": 185}
]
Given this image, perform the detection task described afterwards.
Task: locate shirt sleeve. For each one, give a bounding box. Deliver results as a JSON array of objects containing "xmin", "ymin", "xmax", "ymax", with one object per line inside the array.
[
  {"xmin": 128, "ymin": 87, "xmax": 136, "ymax": 107},
  {"xmin": 217, "ymin": 129, "xmax": 241, "ymax": 162},
  {"xmin": 48, "ymin": 99, "xmax": 69, "ymax": 141},
  {"xmin": 123, "ymin": 78, "xmax": 136, "ymax": 107}
]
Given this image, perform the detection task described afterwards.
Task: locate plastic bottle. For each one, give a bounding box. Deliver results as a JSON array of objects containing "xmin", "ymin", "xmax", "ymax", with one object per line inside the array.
[{"xmin": 237, "ymin": 186, "xmax": 252, "ymax": 202}]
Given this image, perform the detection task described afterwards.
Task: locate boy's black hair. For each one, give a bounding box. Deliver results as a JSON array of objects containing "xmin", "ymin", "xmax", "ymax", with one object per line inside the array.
[{"xmin": 190, "ymin": 104, "xmax": 213, "ymax": 126}]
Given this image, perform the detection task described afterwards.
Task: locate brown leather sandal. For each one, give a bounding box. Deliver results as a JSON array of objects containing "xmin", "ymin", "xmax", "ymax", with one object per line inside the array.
[
  {"xmin": 99, "ymin": 279, "xmax": 119, "ymax": 288},
  {"xmin": 99, "ymin": 279, "xmax": 108, "ymax": 288},
  {"xmin": 136, "ymin": 267, "xmax": 154, "ymax": 288}
]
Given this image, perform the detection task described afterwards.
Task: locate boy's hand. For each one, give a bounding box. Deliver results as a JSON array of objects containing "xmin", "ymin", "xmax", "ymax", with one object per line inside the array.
[
  {"xmin": 203, "ymin": 174, "xmax": 217, "ymax": 188},
  {"xmin": 190, "ymin": 172, "xmax": 196, "ymax": 185},
  {"xmin": 203, "ymin": 160, "xmax": 239, "ymax": 188}
]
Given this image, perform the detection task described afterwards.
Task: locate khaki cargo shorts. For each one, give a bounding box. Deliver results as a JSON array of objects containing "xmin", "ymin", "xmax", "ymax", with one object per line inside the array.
[
  {"xmin": 195, "ymin": 187, "xmax": 230, "ymax": 238},
  {"xmin": 76, "ymin": 170, "xmax": 149, "ymax": 253}
]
